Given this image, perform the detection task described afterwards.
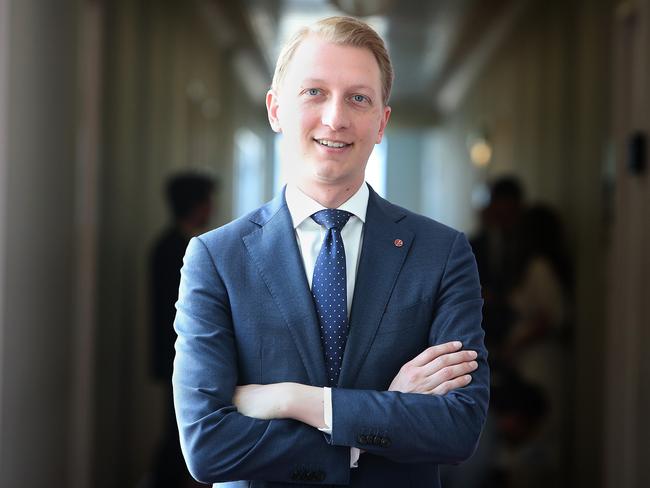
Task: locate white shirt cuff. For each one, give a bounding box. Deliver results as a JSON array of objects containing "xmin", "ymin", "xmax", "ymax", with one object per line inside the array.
[
  {"xmin": 350, "ymin": 447, "xmax": 361, "ymax": 468},
  {"xmin": 318, "ymin": 387, "xmax": 333, "ymax": 434},
  {"xmin": 318, "ymin": 387, "xmax": 360, "ymax": 468}
]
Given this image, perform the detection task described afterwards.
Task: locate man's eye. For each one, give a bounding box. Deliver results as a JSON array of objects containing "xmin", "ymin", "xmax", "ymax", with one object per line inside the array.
[
  {"xmin": 307, "ymin": 88, "xmax": 320, "ymax": 96},
  {"xmin": 352, "ymin": 94, "xmax": 367, "ymax": 103}
]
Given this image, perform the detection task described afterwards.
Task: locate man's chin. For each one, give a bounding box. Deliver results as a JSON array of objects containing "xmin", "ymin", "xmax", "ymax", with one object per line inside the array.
[
  {"xmin": 291, "ymin": 159, "xmax": 364, "ymax": 187},
  {"xmin": 310, "ymin": 169, "xmax": 353, "ymax": 187}
]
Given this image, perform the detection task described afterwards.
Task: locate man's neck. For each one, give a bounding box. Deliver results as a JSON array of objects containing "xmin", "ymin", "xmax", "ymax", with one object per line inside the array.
[{"xmin": 296, "ymin": 180, "xmax": 364, "ymax": 209}]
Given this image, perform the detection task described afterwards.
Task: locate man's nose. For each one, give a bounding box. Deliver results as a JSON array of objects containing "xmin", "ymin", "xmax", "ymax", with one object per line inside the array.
[{"xmin": 321, "ymin": 98, "xmax": 350, "ymax": 131}]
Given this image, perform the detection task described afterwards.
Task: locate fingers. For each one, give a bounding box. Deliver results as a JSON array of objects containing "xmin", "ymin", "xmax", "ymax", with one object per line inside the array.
[
  {"xmin": 426, "ymin": 361, "xmax": 478, "ymax": 392},
  {"xmin": 429, "ymin": 374, "xmax": 473, "ymax": 396},
  {"xmin": 422, "ymin": 349, "xmax": 478, "ymax": 376},
  {"xmin": 409, "ymin": 341, "xmax": 463, "ymax": 367},
  {"xmin": 390, "ymin": 342, "xmax": 480, "ymax": 395}
]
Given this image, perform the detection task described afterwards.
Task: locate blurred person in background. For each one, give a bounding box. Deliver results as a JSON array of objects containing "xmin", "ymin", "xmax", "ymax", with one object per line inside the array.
[
  {"xmin": 457, "ymin": 199, "xmax": 572, "ymax": 488},
  {"xmin": 470, "ymin": 176, "xmax": 525, "ymax": 366},
  {"xmin": 149, "ymin": 172, "xmax": 215, "ymax": 488},
  {"xmin": 500, "ymin": 203, "xmax": 573, "ymax": 485}
]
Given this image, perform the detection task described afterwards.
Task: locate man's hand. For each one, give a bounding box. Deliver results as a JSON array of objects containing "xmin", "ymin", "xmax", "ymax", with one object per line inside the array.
[
  {"xmin": 388, "ymin": 341, "xmax": 478, "ymax": 395},
  {"xmin": 233, "ymin": 383, "xmax": 290, "ymax": 420},
  {"xmin": 234, "ymin": 382, "xmax": 326, "ymax": 428}
]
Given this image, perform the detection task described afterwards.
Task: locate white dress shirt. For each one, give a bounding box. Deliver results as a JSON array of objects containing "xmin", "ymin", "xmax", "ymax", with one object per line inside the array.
[{"xmin": 285, "ymin": 182, "xmax": 368, "ymax": 468}]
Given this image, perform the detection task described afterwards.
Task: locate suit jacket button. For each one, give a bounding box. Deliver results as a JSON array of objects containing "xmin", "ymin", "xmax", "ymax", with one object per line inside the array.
[
  {"xmin": 358, "ymin": 434, "xmax": 367, "ymax": 444},
  {"xmin": 381, "ymin": 437, "xmax": 391, "ymax": 448},
  {"xmin": 373, "ymin": 435, "xmax": 382, "ymax": 446}
]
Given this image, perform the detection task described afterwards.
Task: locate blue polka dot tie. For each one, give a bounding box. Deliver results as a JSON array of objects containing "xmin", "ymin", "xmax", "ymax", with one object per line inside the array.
[{"xmin": 311, "ymin": 209, "xmax": 353, "ymax": 387}]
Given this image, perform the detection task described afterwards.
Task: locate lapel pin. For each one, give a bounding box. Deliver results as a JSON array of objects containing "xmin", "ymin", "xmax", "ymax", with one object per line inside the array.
[{"xmin": 394, "ymin": 239, "xmax": 404, "ymax": 247}]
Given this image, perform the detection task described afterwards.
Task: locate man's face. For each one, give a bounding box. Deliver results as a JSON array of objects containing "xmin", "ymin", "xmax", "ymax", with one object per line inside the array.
[{"xmin": 267, "ymin": 35, "xmax": 391, "ymax": 192}]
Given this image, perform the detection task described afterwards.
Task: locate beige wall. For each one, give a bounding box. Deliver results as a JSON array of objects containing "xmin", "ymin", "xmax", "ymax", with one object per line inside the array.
[
  {"xmin": 0, "ymin": 0, "xmax": 81, "ymax": 486},
  {"xmin": 606, "ymin": 1, "xmax": 650, "ymax": 487},
  {"xmin": 0, "ymin": 0, "xmax": 8, "ymax": 477}
]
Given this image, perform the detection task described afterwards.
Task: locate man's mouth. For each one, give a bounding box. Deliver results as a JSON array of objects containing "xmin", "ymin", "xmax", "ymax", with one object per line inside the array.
[{"xmin": 314, "ymin": 138, "xmax": 352, "ymax": 148}]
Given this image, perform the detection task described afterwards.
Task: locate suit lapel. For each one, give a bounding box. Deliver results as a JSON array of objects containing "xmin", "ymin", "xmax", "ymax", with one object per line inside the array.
[
  {"xmin": 242, "ymin": 191, "xmax": 328, "ymax": 387},
  {"xmin": 338, "ymin": 189, "xmax": 414, "ymax": 387}
]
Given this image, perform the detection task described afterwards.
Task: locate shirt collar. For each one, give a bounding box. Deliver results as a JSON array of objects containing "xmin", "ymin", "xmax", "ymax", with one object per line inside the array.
[{"xmin": 285, "ymin": 182, "xmax": 369, "ymax": 229}]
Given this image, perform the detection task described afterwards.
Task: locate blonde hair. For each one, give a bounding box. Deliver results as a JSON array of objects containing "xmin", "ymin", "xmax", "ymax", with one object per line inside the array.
[{"xmin": 271, "ymin": 16, "xmax": 394, "ymax": 106}]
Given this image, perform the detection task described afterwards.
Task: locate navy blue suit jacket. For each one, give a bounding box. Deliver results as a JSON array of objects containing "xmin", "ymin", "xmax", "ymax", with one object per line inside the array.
[{"xmin": 173, "ymin": 186, "xmax": 489, "ymax": 487}]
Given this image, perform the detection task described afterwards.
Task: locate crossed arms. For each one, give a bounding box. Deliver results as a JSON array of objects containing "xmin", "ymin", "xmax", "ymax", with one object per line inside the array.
[
  {"xmin": 173, "ymin": 232, "xmax": 489, "ymax": 484},
  {"xmin": 233, "ymin": 341, "xmax": 479, "ymax": 429}
]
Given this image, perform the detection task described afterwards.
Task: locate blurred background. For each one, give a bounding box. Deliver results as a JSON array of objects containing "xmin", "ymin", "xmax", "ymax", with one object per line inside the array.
[{"xmin": 0, "ymin": 0, "xmax": 648, "ymax": 486}]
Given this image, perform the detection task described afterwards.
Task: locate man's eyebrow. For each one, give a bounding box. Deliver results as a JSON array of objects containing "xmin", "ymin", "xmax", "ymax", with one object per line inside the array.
[
  {"xmin": 348, "ymin": 84, "xmax": 377, "ymax": 95},
  {"xmin": 300, "ymin": 79, "xmax": 377, "ymax": 95}
]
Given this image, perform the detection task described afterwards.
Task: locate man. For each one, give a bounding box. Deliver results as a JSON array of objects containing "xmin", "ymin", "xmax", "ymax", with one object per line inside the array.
[
  {"xmin": 173, "ymin": 16, "xmax": 489, "ymax": 487},
  {"xmin": 150, "ymin": 172, "xmax": 215, "ymax": 487}
]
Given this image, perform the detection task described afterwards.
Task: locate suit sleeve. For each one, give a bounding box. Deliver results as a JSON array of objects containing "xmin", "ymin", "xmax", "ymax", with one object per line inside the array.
[
  {"xmin": 173, "ymin": 237, "xmax": 351, "ymax": 484},
  {"xmin": 330, "ymin": 232, "xmax": 489, "ymax": 464}
]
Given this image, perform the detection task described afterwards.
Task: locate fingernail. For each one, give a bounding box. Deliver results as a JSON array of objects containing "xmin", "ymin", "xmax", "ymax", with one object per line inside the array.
[
  {"xmin": 470, "ymin": 361, "xmax": 478, "ymax": 369},
  {"xmin": 469, "ymin": 351, "xmax": 477, "ymax": 359},
  {"xmin": 454, "ymin": 341, "xmax": 462, "ymax": 348}
]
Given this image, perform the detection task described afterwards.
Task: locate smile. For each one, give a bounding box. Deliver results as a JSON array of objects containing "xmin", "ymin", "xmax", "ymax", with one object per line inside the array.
[{"xmin": 315, "ymin": 139, "xmax": 351, "ymax": 148}]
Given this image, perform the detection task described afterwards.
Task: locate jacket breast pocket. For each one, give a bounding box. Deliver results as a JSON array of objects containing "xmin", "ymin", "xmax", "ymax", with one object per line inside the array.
[
  {"xmin": 360, "ymin": 299, "xmax": 433, "ymax": 388},
  {"xmin": 376, "ymin": 297, "xmax": 433, "ymax": 336}
]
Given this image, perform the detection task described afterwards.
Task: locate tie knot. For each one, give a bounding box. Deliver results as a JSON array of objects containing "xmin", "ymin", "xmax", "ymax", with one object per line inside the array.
[{"xmin": 311, "ymin": 209, "xmax": 352, "ymax": 231}]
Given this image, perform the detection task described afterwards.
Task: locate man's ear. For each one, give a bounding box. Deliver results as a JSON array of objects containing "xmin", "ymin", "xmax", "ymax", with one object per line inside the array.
[
  {"xmin": 375, "ymin": 105, "xmax": 391, "ymax": 144},
  {"xmin": 266, "ymin": 89, "xmax": 282, "ymax": 133}
]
